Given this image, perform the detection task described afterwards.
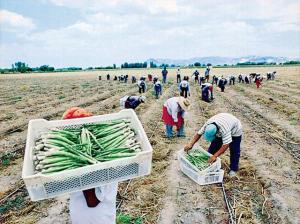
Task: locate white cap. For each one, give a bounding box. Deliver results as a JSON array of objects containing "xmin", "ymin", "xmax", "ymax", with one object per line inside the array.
[{"xmin": 139, "ymin": 96, "xmax": 146, "ymax": 102}]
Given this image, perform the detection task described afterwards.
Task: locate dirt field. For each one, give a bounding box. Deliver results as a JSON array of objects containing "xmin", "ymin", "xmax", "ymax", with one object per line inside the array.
[{"xmin": 0, "ymin": 66, "xmax": 299, "ymax": 224}]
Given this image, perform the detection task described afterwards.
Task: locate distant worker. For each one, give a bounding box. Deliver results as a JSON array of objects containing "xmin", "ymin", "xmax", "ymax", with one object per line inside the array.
[
  {"xmin": 162, "ymin": 67, "xmax": 168, "ymax": 84},
  {"xmin": 271, "ymin": 71, "xmax": 276, "ymax": 80},
  {"xmin": 120, "ymin": 95, "xmax": 146, "ymax": 110},
  {"xmin": 137, "ymin": 77, "xmax": 147, "ymax": 93},
  {"xmin": 255, "ymin": 75, "xmax": 263, "ymax": 88},
  {"xmin": 184, "ymin": 113, "xmax": 243, "ymax": 177},
  {"xmin": 124, "ymin": 75, "xmax": 128, "ymax": 83},
  {"xmin": 107, "ymin": 74, "xmax": 110, "ymax": 80},
  {"xmin": 199, "ymin": 76, "xmax": 206, "ymax": 86},
  {"xmin": 179, "ymin": 76, "xmax": 190, "ymax": 98},
  {"xmin": 238, "ymin": 74, "xmax": 244, "ymax": 83},
  {"xmin": 154, "ymin": 80, "xmax": 162, "ymax": 99},
  {"xmin": 153, "ymin": 75, "xmax": 159, "ymax": 84},
  {"xmin": 176, "ymin": 68, "xmax": 181, "ymax": 83},
  {"xmin": 148, "ymin": 74, "xmax": 153, "ymax": 82},
  {"xmin": 205, "ymin": 66, "xmax": 210, "ymax": 82},
  {"xmin": 162, "ymin": 97, "xmax": 190, "ymax": 138},
  {"xmin": 62, "ymin": 107, "xmax": 118, "ymax": 224},
  {"xmin": 218, "ymin": 76, "xmax": 227, "ymax": 92},
  {"xmin": 192, "ymin": 70, "xmax": 200, "ymax": 83},
  {"xmin": 245, "ymin": 75, "xmax": 250, "ymax": 84},
  {"xmin": 98, "ymin": 75, "xmax": 102, "ymax": 81},
  {"xmin": 212, "ymin": 75, "xmax": 219, "ymax": 85},
  {"xmin": 229, "ymin": 75, "xmax": 235, "ymax": 85},
  {"xmin": 267, "ymin": 71, "xmax": 276, "ymax": 80},
  {"xmin": 131, "ymin": 75, "xmax": 137, "ymax": 84},
  {"xmin": 113, "ymin": 76, "xmax": 118, "ymax": 81},
  {"xmin": 201, "ymin": 82, "xmax": 213, "ymax": 102}
]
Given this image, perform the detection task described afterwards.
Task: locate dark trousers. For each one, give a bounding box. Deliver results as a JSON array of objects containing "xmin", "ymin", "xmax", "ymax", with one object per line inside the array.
[
  {"xmin": 202, "ymin": 86, "xmax": 210, "ymax": 102},
  {"xmin": 139, "ymin": 86, "xmax": 145, "ymax": 93},
  {"xmin": 208, "ymin": 136, "xmax": 242, "ymax": 171},
  {"xmin": 180, "ymin": 87, "xmax": 188, "ymax": 98},
  {"xmin": 155, "ymin": 89, "xmax": 161, "ymax": 99},
  {"xmin": 177, "ymin": 75, "xmax": 181, "ymax": 83}
]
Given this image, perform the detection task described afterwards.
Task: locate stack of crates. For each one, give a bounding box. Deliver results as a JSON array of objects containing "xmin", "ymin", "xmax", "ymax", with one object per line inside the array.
[{"xmin": 178, "ymin": 147, "xmax": 224, "ymax": 185}]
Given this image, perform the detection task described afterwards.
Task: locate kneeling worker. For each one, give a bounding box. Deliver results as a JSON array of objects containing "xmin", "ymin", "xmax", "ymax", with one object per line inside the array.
[
  {"xmin": 120, "ymin": 95, "xmax": 146, "ymax": 110},
  {"xmin": 184, "ymin": 113, "xmax": 242, "ymax": 177}
]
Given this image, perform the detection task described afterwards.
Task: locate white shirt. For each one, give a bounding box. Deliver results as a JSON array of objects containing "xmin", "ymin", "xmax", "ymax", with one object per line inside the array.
[
  {"xmin": 198, "ymin": 113, "xmax": 242, "ymax": 144},
  {"xmin": 137, "ymin": 80, "xmax": 147, "ymax": 89},
  {"xmin": 70, "ymin": 183, "xmax": 118, "ymax": 224},
  {"xmin": 202, "ymin": 82, "xmax": 212, "ymax": 87},
  {"xmin": 179, "ymin": 80, "xmax": 189, "ymax": 88},
  {"xmin": 164, "ymin": 97, "xmax": 185, "ymax": 122}
]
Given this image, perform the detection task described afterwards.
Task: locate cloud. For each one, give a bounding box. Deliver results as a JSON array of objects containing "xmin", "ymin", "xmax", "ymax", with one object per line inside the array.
[
  {"xmin": 0, "ymin": 10, "xmax": 36, "ymax": 32},
  {"xmin": 0, "ymin": 0, "xmax": 299, "ymax": 67}
]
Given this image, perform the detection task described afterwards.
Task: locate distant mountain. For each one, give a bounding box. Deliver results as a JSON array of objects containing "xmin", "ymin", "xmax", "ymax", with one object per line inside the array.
[{"xmin": 147, "ymin": 56, "xmax": 292, "ymax": 66}]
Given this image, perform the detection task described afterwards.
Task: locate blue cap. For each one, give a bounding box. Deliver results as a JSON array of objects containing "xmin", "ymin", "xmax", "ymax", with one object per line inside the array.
[{"xmin": 203, "ymin": 124, "xmax": 217, "ymax": 142}]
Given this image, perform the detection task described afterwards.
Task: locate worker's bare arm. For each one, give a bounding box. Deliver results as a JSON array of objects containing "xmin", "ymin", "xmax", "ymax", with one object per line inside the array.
[
  {"xmin": 184, "ymin": 133, "xmax": 201, "ymax": 151},
  {"xmin": 83, "ymin": 188, "xmax": 101, "ymax": 207},
  {"xmin": 208, "ymin": 144, "xmax": 229, "ymax": 163}
]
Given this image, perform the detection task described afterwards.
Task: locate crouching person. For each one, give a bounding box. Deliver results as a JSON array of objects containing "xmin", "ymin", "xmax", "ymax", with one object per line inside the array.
[
  {"xmin": 179, "ymin": 77, "xmax": 190, "ymax": 98},
  {"xmin": 62, "ymin": 107, "xmax": 118, "ymax": 224},
  {"xmin": 120, "ymin": 95, "xmax": 146, "ymax": 110},
  {"xmin": 218, "ymin": 76, "xmax": 227, "ymax": 92},
  {"xmin": 184, "ymin": 113, "xmax": 242, "ymax": 177},
  {"xmin": 201, "ymin": 82, "xmax": 213, "ymax": 102},
  {"xmin": 162, "ymin": 97, "xmax": 190, "ymax": 138}
]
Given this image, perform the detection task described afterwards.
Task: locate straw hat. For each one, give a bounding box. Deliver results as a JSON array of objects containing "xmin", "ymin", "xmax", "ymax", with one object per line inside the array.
[{"xmin": 178, "ymin": 97, "xmax": 191, "ymax": 111}]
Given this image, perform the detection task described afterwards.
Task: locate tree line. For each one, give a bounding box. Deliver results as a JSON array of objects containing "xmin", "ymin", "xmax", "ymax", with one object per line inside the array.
[{"xmin": 1, "ymin": 60, "xmax": 299, "ymax": 74}]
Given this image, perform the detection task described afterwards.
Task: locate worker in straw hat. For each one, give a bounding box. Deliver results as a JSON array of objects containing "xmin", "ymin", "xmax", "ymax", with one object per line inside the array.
[
  {"xmin": 62, "ymin": 107, "xmax": 118, "ymax": 224},
  {"xmin": 162, "ymin": 96, "xmax": 191, "ymax": 138},
  {"xmin": 184, "ymin": 113, "xmax": 242, "ymax": 177}
]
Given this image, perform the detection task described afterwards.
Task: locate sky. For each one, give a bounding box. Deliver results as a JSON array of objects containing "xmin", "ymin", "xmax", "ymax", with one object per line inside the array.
[{"xmin": 0, "ymin": 0, "xmax": 299, "ymax": 68}]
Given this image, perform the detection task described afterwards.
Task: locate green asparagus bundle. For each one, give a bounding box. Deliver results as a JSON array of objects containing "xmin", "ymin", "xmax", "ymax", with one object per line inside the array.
[
  {"xmin": 32, "ymin": 119, "xmax": 141, "ymax": 175},
  {"xmin": 186, "ymin": 151, "xmax": 210, "ymax": 171}
]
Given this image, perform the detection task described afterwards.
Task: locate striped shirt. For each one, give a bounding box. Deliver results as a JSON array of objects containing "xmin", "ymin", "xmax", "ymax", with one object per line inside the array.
[{"xmin": 198, "ymin": 113, "xmax": 242, "ymax": 144}]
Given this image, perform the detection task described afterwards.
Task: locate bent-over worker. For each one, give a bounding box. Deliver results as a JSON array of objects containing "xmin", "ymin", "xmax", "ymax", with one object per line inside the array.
[
  {"xmin": 162, "ymin": 97, "xmax": 190, "ymax": 138},
  {"xmin": 179, "ymin": 77, "xmax": 190, "ymax": 98},
  {"xmin": 201, "ymin": 82, "xmax": 213, "ymax": 102},
  {"xmin": 154, "ymin": 81, "xmax": 162, "ymax": 99},
  {"xmin": 120, "ymin": 96, "xmax": 146, "ymax": 110},
  {"xmin": 184, "ymin": 113, "xmax": 242, "ymax": 177}
]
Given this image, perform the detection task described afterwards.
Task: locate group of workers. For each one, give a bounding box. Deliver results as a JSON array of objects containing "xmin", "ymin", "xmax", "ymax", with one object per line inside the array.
[{"xmin": 64, "ymin": 66, "xmax": 253, "ymax": 224}]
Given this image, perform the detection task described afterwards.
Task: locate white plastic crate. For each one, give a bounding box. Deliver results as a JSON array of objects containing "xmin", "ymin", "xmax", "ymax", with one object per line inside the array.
[
  {"xmin": 178, "ymin": 148, "xmax": 224, "ymax": 185},
  {"xmin": 22, "ymin": 109, "xmax": 153, "ymax": 201}
]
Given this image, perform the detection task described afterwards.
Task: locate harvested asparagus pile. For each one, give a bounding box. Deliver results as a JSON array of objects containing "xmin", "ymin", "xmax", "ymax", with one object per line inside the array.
[
  {"xmin": 33, "ymin": 119, "xmax": 141, "ymax": 174},
  {"xmin": 186, "ymin": 151, "xmax": 210, "ymax": 171}
]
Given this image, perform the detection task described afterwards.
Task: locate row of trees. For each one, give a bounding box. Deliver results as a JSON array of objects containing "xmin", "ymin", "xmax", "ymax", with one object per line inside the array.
[{"xmin": 1, "ymin": 60, "xmax": 299, "ymax": 74}]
